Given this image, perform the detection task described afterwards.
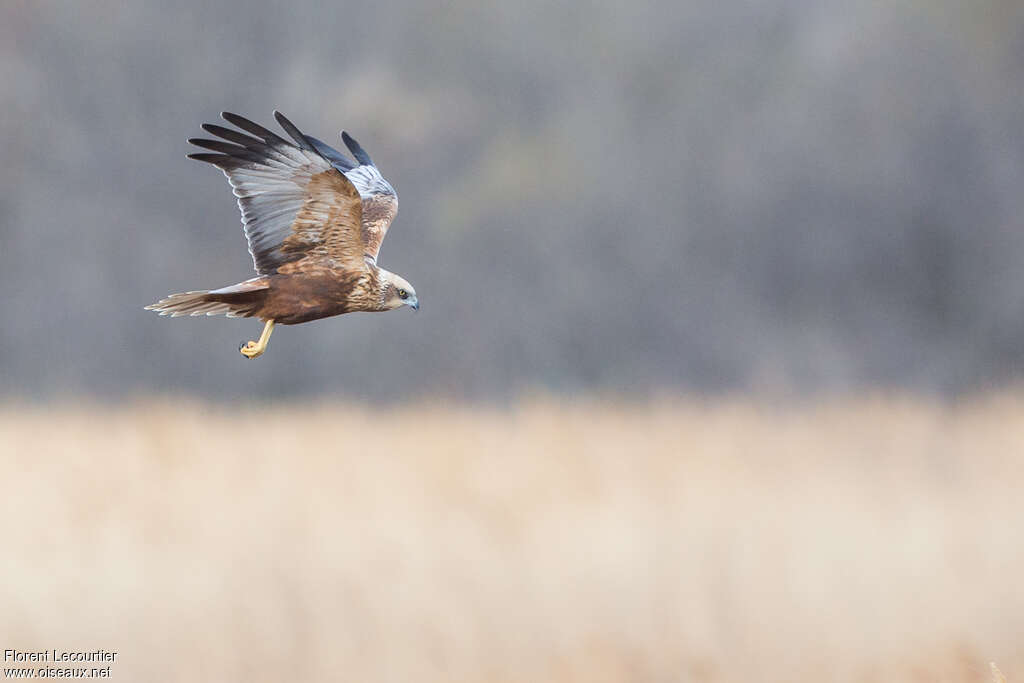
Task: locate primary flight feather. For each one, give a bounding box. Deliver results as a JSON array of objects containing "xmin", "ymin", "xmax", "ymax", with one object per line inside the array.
[{"xmin": 145, "ymin": 111, "xmax": 418, "ymax": 359}]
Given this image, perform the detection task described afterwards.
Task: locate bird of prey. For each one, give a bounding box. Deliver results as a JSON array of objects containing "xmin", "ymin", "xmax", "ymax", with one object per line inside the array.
[{"xmin": 145, "ymin": 111, "xmax": 418, "ymax": 359}]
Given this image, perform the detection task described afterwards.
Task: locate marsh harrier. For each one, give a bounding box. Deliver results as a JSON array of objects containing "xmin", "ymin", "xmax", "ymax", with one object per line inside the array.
[{"xmin": 146, "ymin": 111, "xmax": 417, "ymax": 359}]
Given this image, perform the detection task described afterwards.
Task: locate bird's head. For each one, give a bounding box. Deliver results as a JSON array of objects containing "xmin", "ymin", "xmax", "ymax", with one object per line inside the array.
[{"xmin": 380, "ymin": 270, "xmax": 419, "ymax": 311}]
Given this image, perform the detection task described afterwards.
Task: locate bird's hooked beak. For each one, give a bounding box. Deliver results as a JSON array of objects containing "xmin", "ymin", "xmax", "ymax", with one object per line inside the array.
[{"xmin": 407, "ymin": 297, "xmax": 420, "ymax": 311}]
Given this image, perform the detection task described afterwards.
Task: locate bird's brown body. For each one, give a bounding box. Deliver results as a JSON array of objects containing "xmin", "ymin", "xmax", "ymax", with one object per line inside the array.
[
  {"xmin": 206, "ymin": 267, "xmax": 383, "ymax": 325},
  {"xmin": 145, "ymin": 111, "xmax": 418, "ymax": 357}
]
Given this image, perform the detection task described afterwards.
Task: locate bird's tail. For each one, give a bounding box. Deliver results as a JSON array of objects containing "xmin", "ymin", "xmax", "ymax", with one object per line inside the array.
[{"xmin": 145, "ymin": 288, "xmax": 265, "ymax": 318}]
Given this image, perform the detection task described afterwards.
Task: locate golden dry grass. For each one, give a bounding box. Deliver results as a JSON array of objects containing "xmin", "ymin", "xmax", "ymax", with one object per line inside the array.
[{"xmin": 0, "ymin": 395, "xmax": 1021, "ymax": 682}]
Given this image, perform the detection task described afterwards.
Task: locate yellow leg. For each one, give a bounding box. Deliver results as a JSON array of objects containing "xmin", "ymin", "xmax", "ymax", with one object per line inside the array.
[{"xmin": 240, "ymin": 320, "xmax": 275, "ymax": 359}]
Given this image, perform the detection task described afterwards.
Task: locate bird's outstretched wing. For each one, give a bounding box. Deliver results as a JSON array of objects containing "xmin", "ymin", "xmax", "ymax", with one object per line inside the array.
[
  {"xmin": 303, "ymin": 131, "xmax": 398, "ymax": 265},
  {"xmin": 188, "ymin": 111, "xmax": 368, "ymax": 275}
]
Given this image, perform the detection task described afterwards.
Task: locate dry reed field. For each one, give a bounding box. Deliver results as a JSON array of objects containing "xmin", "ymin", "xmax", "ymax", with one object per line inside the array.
[{"xmin": 0, "ymin": 395, "xmax": 1022, "ymax": 682}]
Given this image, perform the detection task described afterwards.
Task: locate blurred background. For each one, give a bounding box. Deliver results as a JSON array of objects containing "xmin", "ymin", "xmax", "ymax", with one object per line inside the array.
[
  {"xmin": 2, "ymin": 0, "xmax": 1024, "ymax": 681},
  {"xmin": 3, "ymin": 0, "xmax": 1024, "ymax": 399}
]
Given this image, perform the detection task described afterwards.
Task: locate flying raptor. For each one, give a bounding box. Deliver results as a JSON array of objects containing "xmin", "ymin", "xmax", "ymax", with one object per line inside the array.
[{"xmin": 146, "ymin": 111, "xmax": 418, "ymax": 359}]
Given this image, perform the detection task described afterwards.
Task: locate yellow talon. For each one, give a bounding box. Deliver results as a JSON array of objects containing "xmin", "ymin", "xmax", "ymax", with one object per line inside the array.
[{"xmin": 239, "ymin": 320, "xmax": 275, "ymax": 359}]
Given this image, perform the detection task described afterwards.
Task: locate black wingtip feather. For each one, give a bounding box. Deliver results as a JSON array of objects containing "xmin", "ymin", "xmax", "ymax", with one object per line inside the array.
[
  {"xmin": 305, "ymin": 135, "xmax": 355, "ymax": 171},
  {"xmin": 202, "ymin": 123, "xmax": 258, "ymax": 147},
  {"xmin": 188, "ymin": 138, "xmax": 266, "ymax": 164},
  {"xmin": 341, "ymin": 131, "xmax": 374, "ymax": 166},
  {"xmin": 188, "ymin": 135, "xmax": 237, "ymax": 149},
  {"xmin": 221, "ymin": 111, "xmax": 289, "ymax": 147},
  {"xmin": 187, "ymin": 152, "xmax": 232, "ymax": 167},
  {"xmin": 273, "ymin": 110, "xmax": 315, "ymax": 151}
]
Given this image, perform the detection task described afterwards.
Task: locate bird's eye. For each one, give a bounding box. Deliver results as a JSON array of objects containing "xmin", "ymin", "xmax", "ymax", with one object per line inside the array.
[{"xmin": 398, "ymin": 289, "xmax": 408, "ymax": 300}]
